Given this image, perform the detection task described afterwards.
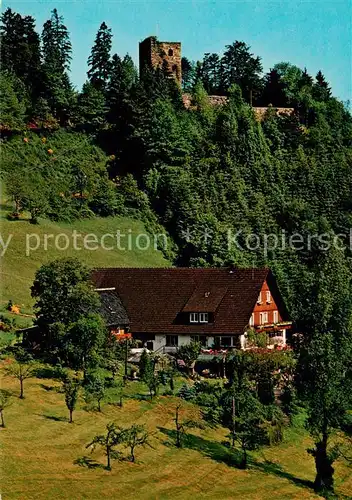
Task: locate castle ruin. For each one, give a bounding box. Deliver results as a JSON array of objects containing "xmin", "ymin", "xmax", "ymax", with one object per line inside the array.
[
  {"xmin": 139, "ymin": 36, "xmax": 182, "ymax": 85},
  {"xmin": 139, "ymin": 36, "xmax": 294, "ymax": 119}
]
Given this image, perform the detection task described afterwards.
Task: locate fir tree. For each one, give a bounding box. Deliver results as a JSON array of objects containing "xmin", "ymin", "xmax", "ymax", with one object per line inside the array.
[
  {"xmin": 0, "ymin": 8, "xmax": 42, "ymax": 97},
  {"xmin": 76, "ymin": 81, "xmax": 107, "ymax": 129},
  {"xmin": 181, "ymin": 57, "xmax": 195, "ymax": 91},
  {"xmin": 313, "ymin": 70, "xmax": 331, "ymax": 101},
  {"xmin": 260, "ymin": 68, "xmax": 288, "ymax": 107},
  {"xmin": 41, "ymin": 9, "xmax": 73, "ymax": 121},
  {"xmin": 87, "ymin": 22, "xmax": 112, "ymax": 91},
  {"xmin": 221, "ymin": 41, "xmax": 263, "ymax": 104},
  {"xmin": 201, "ymin": 52, "xmax": 221, "ymax": 94}
]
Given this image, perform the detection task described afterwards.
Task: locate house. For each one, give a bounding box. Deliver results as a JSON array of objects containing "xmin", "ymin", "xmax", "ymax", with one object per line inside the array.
[
  {"xmin": 96, "ymin": 288, "xmax": 131, "ymax": 339},
  {"xmin": 92, "ymin": 267, "xmax": 292, "ymax": 353}
]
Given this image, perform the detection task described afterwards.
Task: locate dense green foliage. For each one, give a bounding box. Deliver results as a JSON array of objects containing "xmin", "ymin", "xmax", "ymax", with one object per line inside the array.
[
  {"xmin": 30, "ymin": 258, "xmax": 108, "ymax": 369},
  {"xmin": 1, "ymin": 7, "xmax": 352, "ymax": 493}
]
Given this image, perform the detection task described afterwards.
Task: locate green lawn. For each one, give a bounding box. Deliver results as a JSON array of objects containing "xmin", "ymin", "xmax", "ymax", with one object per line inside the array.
[
  {"xmin": 1, "ymin": 367, "xmax": 351, "ymax": 500},
  {"xmin": 0, "ymin": 193, "xmax": 169, "ymax": 315}
]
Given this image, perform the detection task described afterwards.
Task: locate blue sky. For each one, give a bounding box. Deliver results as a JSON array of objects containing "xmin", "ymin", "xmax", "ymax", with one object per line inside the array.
[{"xmin": 4, "ymin": 0, "xmax": 352, "ymax": 102}]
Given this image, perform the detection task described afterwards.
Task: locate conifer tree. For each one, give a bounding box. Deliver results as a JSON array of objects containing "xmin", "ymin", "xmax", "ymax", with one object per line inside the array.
[
  {"xmin": 181, "ymin": 57, "xmax": 195, "ymax": 91},
  {"xmin": 313, "ymin": 71, "xmax": 331, "ymax": 101},
  {"xmin": 106, "ymin": 53, "xmax": 137, "ymax": 123},
  {"xmin": 76, "ymin": 81, "xmax": 107, "ymax": 129},
  {"xmin": 260, "ymin": 68, "xmax": 288, "ymax": 107},
  {"xmin": 41, "ymin": 9, "xmax": 73, "ymax": 121},
  {"xmin": 220, "ymin": 41, "xmax": 263, "ymax": 104},
  {"xmin": 0, "ymin": 8, "xmax": 42, "ymax": 97},
  {"xmin": 201, "ymin": 52, "xmax": 221, "ymax": 94},
  {"xmin": 87, "ymin": 22, "xmax": 112, "ymax": 91}
]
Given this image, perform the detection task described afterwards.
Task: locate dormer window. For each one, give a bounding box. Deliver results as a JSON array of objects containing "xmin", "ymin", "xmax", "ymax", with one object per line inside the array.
[
  {"xmin": 190, "ymin": 313, "xmax": 198, "ymax": 323},
  {"xmin": 190, "ymin": 312, "xmax": 209, "ymax": 323},
  {"xmin": 257, "ymin": 292, "xmax": 262, "ymax": 304},
  {"xmin": 199, "ymin": 312, "xmax": 209, "ymax": 323},
  {"xmin": 266, "ymin": 291, "xmax": 271, "ymax": 303}
]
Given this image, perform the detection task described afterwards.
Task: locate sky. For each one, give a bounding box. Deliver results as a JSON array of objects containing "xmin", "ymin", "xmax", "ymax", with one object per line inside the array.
[{"xmin": 4, "ymin": 0, "xmax": 352, "ymax": 102}]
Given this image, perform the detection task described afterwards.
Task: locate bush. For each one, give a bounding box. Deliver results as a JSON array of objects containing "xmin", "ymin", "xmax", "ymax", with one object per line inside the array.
[{"xmin": 178, "ymin": 383, "xmax": 196, "ymax": 401}]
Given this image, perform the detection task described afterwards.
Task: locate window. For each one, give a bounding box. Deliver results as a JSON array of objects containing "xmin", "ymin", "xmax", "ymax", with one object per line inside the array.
[
  {"xmin": 166, "ymin": 335, "xmax": 178, "ymax": 347},
  {"xmin": 191, "ymin": 335, "xmax": 207, "ymax": 346},
  {"xmin": 257, "ymin": 292, "xmax": 262, "ymax": 304},
  {"xmin": 220, "ymin": 336, "xmax": 240, "ymax": 348},
  {"xmin": 273, "ymin": 310, "xmax": 278, "ymax": 323},
  {"xmin": 190, "ymin": 313, "xmax": 198, "ymax": 323},
  {"xmin": 269, "ymin": 330, "xmax": 283, "ymax": 338},
  {"xmin": 260, "ymin": 312, "xmax": 268, "ymax": 324},
  {"xmin": 220, "ymin": 336, "xmax": 232, "ymax": 347},
  {"xmin": 168, "ymin": 48, "xmax": 174, "ymax": 56},
  {"xmin": 199, "ymin": 312, "xmax": 209, "ymax": 323},
  {"xmin": 249, "ymin": 314, "xmax": 254, "ymax": 327},
  {"xmin": 266, "ymin": 291, "xmax": 271, "ymax": 303}
]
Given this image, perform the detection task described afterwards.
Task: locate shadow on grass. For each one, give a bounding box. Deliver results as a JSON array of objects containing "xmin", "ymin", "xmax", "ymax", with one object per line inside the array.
[
  {"xmin": 128, "ymin": 393, "xmax": 153, "ymax": 402},
  {"xmin": 74, "ymin": 455, "xmax": 105, "ymax": 469},
  {"xmin": 252, "ymin": 459, "xmax": 314, "ymax": 490},
  {"xmin": 158, "ymin": 427, "xmax": 241, "ymax": 467},
  {"xmin": 41, "ymin": 413, "xmax": 67, "ymax": 422},
  {"xmin": 35, "ymin": 366, "xmax": 64, "ymax": 380},
  {"xmin": 39, "ymin": 383, "xmax": 61, "ymax": 392},
  {"xmin": 158, "ymin": 427, "xmax": 314, "ymax": 492}
]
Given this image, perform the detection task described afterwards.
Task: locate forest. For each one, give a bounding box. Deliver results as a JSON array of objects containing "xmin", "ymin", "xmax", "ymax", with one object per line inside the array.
[
  {"xmin": 2, "ymin": 8, "xmax": 352, "ymax": 319},
  {"xmin": 1, "ymin": 7, "xmax": 352, "ymax": 496}
]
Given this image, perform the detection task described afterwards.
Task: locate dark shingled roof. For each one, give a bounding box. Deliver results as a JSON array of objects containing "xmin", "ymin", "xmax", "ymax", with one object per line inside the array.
[
  {"xmin": 91, "ymin": 267, "xmax": 288, "ymax": 335},
  {"xmin": 97, "ymin": 290, "xmax": 129, "ymax": 326}
]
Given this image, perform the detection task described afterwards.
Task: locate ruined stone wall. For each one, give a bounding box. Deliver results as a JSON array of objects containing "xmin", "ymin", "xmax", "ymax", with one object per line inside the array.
[
  {"xmin": 182, "ymin": 93, "xmax": 294, "ymax": 120},
  {"xmin": 139, "ymin": 36, "xmax": 182, "ymax": 85}
]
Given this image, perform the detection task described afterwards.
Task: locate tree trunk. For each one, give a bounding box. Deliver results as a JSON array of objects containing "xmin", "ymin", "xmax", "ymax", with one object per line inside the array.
[
  {"xmin": 130, "ymin": 446, "xmax": 135, "ymax": 462},
  {"xmin": 106, "ymin": 446, "xmax": 111, "ymax": 470},
  {"xmin": 175, "ymin": 407, "xmax": 181, "ymax": 448},
  {"xmin": 19, "ymin": 378, "xmax": 24, "ymax": 399},
  {"xmin": 313, "ymin": 433, "xmax": 334, "ymax": 492},
  {"xmin": 231, "ymin": 396, "xmax": 236, "ymax": 447},
  {"xmin": 176, "ymin": 426, "xmax": 181, "ymax": 448},
  {"xmin": 119, "ymin": 395, "xmax": 123, "ymax": 407},
  {"xmin": 0, "ymin": 410, "xmax": 5, "ymax": 428},
  {"xmin": 124, "ymin": 340, "xmax": 128, "ymax": 378},
  {"xmin": 240, "ymin": 442, "xmax": 247, "ymax": 469},
  {"xmin": 69, "ymin": 409, "xmax": 73, "ymax": 423},
  {"xmin": 98, "ymin": 400, "xmax": 101, "ymax": 412}
]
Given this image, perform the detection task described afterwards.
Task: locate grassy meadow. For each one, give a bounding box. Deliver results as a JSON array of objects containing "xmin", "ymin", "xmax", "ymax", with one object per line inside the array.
[
  {"xmin": 1, "ymin": 365, "xmax": 351, "ymax": 500},
  {"xmin": 0, "ymin": 192, "xmax": 169, "ymax": 316}
]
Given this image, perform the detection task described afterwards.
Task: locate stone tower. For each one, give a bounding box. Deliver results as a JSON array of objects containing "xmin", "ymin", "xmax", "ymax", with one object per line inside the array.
[{"xmin": 139, "ymin": 36, "xmax": 182, "ymax": 85}]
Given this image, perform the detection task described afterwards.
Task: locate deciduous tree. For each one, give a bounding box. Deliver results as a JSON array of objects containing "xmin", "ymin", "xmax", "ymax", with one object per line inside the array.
[
  {"xmin": 63, "ymin": 374, "xmax": 80, "ymax": 423},
  {"xmin": 0, "ymin": 389, "xmax": 12, "ymax": 427},
  {"xmin": 87, "ymin": 422, "xmax": 124, "ymax": 470},
  {"xmin": 5, "ymin": 349, "xmax": 37, "ymax": 399},
  {"xmin": 123, "ymin": 424, "xmax": 152, "ymax": 462}
]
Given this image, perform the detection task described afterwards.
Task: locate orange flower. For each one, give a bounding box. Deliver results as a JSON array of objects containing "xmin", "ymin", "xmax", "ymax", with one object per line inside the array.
[
  {"xmin": 47, "ymin": 148, "xmax": 54, "ymax": 154},
  {"xmin": 23, "ymin": 137, "xmax": 29, "ymax": 143},
  {"xmin": 10, "ymin": 305, "xmax": 20, "ymax": 314}
]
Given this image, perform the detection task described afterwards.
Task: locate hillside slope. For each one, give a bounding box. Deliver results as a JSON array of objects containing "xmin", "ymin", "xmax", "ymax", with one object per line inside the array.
[
  {"xmin": 1, "ymin": 369, "xmax": 351, "ymax": 500},
  {"xmin": 0, "ymin": 194, "xmax": 169, "ymax": 315}
]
